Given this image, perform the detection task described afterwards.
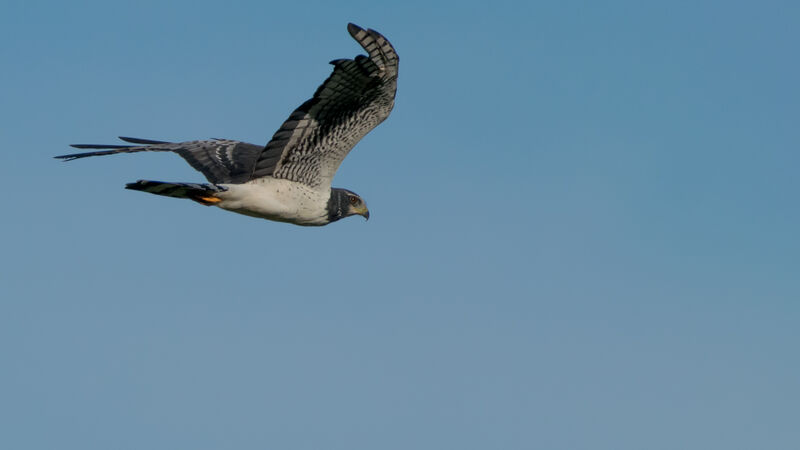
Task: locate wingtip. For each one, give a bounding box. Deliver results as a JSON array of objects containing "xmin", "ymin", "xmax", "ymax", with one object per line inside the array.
[
  {"xmin": 125, "ymin": 180, "xmax": 147, "ymax": 190},
  {"xmin": 118, "ymin": 136, "xmax": 170, "ymax": 145},
  {"xmin": 347, "ymin": 22, "xmax": 365, "ymax": 37},
  {"xmin": 68, "ymin": 143, "xmax": 132, "ymax": 149}
]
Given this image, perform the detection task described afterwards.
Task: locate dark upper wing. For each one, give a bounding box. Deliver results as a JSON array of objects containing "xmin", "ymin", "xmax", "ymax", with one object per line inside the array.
[
  {"xmin": 58, "ymin": 24, "xmax": 398, "ymax": 187},
  {"xmin": 56, "ymin": 137, "xmax": 263, "ymax": 184},
  {"xmin": 249, "ymin": 23, "xmax": 399, "ymax": 189}
]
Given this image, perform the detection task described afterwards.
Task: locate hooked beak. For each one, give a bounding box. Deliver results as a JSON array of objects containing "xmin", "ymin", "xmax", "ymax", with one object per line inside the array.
[{"xmin": 351, "ymin": 203, "xmax": 369, "ymax": 221}]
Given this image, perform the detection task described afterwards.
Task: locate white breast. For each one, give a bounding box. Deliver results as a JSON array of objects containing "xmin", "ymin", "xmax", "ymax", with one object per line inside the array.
[{"xmin": 215, "ymin": 178, "xmax": 330, "ymax": 225}]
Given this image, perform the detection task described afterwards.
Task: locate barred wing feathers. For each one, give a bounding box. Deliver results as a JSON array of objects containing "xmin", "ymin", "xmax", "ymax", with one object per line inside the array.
[
  {"xmin": 56, "ymin": 23, "xmax": 398, "ymax": 189},
  {"xmin": 250, "ymin": 23, "xmax": 399, "ymax": 188},
  {"xmin": 57, "ymin": 138, "xmax": 263, "ymax": 185}
]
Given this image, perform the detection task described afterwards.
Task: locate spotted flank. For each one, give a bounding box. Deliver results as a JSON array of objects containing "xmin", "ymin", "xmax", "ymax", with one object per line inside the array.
[{"xmin": 125, "ymin": 180, "xmax": 227, "ymax": 205}]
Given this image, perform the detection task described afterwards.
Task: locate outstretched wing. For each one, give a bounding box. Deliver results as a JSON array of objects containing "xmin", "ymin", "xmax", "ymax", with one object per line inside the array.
[
  {"xmin": 57, "ymin": 23, "xmax": 398, "ymax": 188},
  {"xmin": 249, "ymin": 23, "xmax": 399, "ymax": 189},
  {"xmin": 56, "ymin": 137, "xmax": 263, "ymax": 184}
]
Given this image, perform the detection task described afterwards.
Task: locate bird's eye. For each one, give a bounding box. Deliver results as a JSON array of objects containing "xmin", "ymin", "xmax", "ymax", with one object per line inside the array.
[{"xmin": 349, "ymin": 196, "xmax": 359, "ymax": 205}]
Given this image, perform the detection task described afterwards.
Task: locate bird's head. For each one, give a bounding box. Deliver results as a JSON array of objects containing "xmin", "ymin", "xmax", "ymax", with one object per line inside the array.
[{"xmin": 327, "ymin": 188, "xmax": 370, "ymax": 223}]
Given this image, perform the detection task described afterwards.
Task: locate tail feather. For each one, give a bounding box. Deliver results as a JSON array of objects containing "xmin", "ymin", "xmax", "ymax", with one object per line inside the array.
[{"xmin": 125, "ymin": 180, "xmax": 227, "ymax": 205}]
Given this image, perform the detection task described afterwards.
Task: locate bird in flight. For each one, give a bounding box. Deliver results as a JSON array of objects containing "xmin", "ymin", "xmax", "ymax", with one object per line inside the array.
[{"xmin": 56, "ymin": 23, "xmax": 398, "ymax": 226}]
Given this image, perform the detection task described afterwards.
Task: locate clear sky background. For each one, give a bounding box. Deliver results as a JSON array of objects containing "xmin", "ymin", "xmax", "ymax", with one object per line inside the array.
[{"xmin": 1, "ymin": 1, "xmax": 798, "ymax": 449}]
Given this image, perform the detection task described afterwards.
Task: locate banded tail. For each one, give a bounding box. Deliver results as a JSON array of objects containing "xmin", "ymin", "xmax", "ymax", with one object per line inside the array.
[{"xmin": 125, "ymin": 180, "xmax": 227, "ymax": 205}]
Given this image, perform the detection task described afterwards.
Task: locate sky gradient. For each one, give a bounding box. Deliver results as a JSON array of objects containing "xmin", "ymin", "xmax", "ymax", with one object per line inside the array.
[{"xmin": 2, "ymin": 1, "xmax": 799, "ymax": 449}]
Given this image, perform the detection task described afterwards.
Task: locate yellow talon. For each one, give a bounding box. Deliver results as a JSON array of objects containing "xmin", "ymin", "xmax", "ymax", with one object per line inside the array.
[{"xmin": 199, "ymin": 196, "xmax": 222, "ymax": 204}]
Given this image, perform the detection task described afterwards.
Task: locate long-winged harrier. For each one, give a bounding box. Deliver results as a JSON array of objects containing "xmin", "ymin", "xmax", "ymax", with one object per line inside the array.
[{"xmin": 56, "ymin": 23, "xmax": 398, "ymax": 226}]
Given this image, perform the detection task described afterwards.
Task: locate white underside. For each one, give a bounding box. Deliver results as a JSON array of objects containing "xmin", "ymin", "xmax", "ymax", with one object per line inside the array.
[{"xmin": 214, "ymin": 178, "xmax": 330, "ymax": 226}]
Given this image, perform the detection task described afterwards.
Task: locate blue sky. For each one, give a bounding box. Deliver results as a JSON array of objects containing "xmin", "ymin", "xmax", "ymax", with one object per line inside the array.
[{"xmin": 1, "ymin": 1, "xmax": 798, "ymax": 449}]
